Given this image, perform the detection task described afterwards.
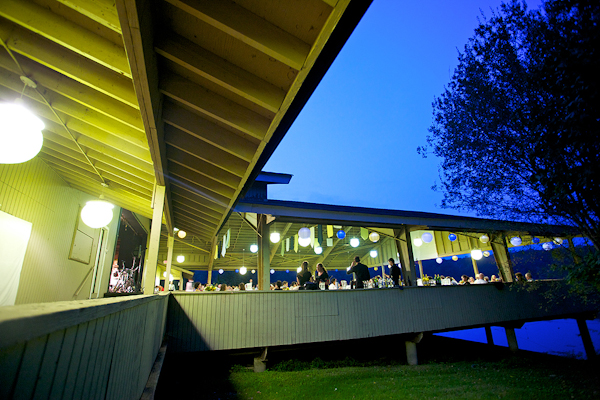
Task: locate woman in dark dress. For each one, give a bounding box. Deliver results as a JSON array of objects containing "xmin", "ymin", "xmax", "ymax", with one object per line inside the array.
[
  {"xmin": 314, "ymin": 263, "xmax": 329, "ymax": 289},
  {"xmin": 296, "ymin": 261, "xmax": 312, "ymax": 289}
]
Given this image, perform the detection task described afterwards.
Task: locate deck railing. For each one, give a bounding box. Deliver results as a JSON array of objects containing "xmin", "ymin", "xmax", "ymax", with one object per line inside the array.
[{"xmin": 0, "ymin": 293, "xmax": 168, "ymax": 400}]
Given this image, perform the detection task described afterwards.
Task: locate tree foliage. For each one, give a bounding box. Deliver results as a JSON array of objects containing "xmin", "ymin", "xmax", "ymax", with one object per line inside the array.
[{"xmin": 419, "ymin": 0, "xmax": 599, "ymax": 250}]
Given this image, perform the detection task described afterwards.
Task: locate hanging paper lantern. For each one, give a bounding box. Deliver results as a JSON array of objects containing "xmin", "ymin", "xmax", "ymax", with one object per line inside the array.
[
  {"xmin": 483, "ymin": 251, "xmax": 490, "ymax": 257},
  {"xmin": 176, "ymin": 255, "xmax": 185, "ymax": 263},
  {"xmin": 532, "ymin": 237, "xmax": 540, "ymax": 244},
  {"xmin": 297, "ymin": 266, "xmax": 302, "ymax": 273},
  {"xmin": 452, "ymin": 255, "xmax": 458, "ymax": 261},
  {"xmin": 448, "ymin": 233, "xmax": 457, "ymax": 241},
  {"xmin": 298, "ymin": 237, "xmax": 311, "ymax": 247},
  {"xmin": 315, "ymin": 246, "xmax": 323, "ymax": 255},
  {"xmin": 542, "ymin": 242, "xmax": 552, "ymax": 251},
  {"xmin": 413, "ymin": 238, "xmax": 423, "ymax": 247},
  {"xmin": 177, "ymin": 230, "xmax": 187, "ymax": 239},
  {"xmin": 240, "ymin": 267, "xmax": 247, "ymax": 275},
  {"xmin": 270, "ymin": 232, "xmax": 281, "ymax": 243},
  {"xmin": 369, "ymin": 232, "xmax": 380, "ymax": 242},
  {"xmin": 337, "ymin": 230, "xmax": 346, "ymax": 239},
  {"xmin": 81, "ymin": 200, "xmax": 114, "ymax": 228},
  {"xmin": 553, "ymin": 237, "xmax": 563, "ymax": 245},
  {"xmin": 218, "ymin": 269, "xmax": 224, "ymax": 274},
  {"xmin": 471, "ymin": 249, "xmax": 483, "ymax": 260},
  {"xmin": 298, "ymin": 227, "xmax": 311, "ymax": 239},
  {"xmin": 270, "ymin": 269, "xmax": 275, "ymax": 274},
  {"xmin": 250, "ymin": 244, "xmax": 258, "ymax": 253},
  {"xmin": 251, "ymin": 269, "xmax": 255, "ymax": 274},
  {"xmin": 0, "ymin": 100, "xmax": 44, "ymax": 164},
  {"xmin": 510, "ymin": 237, "xmax": 522, "ymax": 246},
  {"xmin": 285, "ymin": 269, "xmax": 289, "ymax": 273},
  {"xmin": 370, "ymin": 250, "xmax": 378, "ymax": 258},
  {"xmin": 350, "ymin": 238, "xmax": 359, "ymax": 247},
  {"xmin": 479, "ymin": 234, "xmax": 490, "ymax": 244},
  {"xmin": 422, "ymin": 232, "xmax": 433, "ymax": 243},
  {"xmin": 374, "ymin": 266, "xmax": 378, "ymax": 271},
  {"xmin": 436, "ymin": 258, "xmax": 443, "ymax": 264}
]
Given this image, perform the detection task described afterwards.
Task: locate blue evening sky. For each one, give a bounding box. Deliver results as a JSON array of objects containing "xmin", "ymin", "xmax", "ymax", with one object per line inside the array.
[{"xmin": 265, "ymin": 0, "xmax": 542, "ymax": 217}]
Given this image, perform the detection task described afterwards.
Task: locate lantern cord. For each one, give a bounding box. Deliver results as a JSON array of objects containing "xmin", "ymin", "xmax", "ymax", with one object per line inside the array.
[{"xmin": 0, "ymin": 38, "xmax": 107, "ymax": 186}]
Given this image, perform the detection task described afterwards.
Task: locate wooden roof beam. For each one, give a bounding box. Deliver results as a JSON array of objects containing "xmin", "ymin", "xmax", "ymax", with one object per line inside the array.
[
  {"xmin": 0, "ymin": 0, "xmax": 131, "ymax": 77},
  {"xmin": 170, "ymin": 185, "xmax": 227, "ymax": 214},
  {"xmin": 155, "ymin": 33, "xmax": 285, "ymax": 113},
  {"xmin": 166, "ymin": 146, "xmax": 241, "ymax": 189},
  {"xmin": 168, "ymin": 162, "xmax": 236, "ymax": 199},
  {"xmin": 172, "ymin": 209, "xmax": 218, "ymax": 232},
  {"xmin": 167, "ymin": 171, "xmax": 231, "ymax": 210},
  {"xmin": 170, "ymin": 198, "xmax": 221, "ymax": 225},
  {"xmin": 0, "ymin": 20, "xmax": 137, "ymax": 107},
  {"xmin": 164, "ymin": 0, "xmax": 310, "ymax": 70},
  {"xmin": 55, "ymin": 0, "xmax": 122, "ymax": 34},
  {"xmin": 170, "ymin": 193, "xmax": 223, "ymax": 221}
]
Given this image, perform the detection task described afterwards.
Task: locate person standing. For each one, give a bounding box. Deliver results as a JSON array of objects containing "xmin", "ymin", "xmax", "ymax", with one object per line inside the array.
[
  {"xmin": 315, "ymin": 263, "xmax": 330, "ymax": 289},
  {"xmin": 296, "ymin": 261, "xmax": 312, "ymax": 289},
  {"xmin": 347, "ymin": 256, "xmax": 370, "ymax": 289},
  {"xmin": 388, "ymin": 258, "xmax": 401, "ymax": 286}
]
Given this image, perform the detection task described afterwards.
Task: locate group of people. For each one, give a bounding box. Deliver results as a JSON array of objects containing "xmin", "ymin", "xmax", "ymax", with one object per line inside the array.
[{"xmin": 426, "ymin": 271, "xmax": 533, "ymax": 285}]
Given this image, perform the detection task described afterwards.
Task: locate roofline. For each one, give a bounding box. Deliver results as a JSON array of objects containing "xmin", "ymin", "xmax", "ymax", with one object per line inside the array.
[{"xmin": 254, "ymin": 171, "xmax": 293, "ymax": 185}]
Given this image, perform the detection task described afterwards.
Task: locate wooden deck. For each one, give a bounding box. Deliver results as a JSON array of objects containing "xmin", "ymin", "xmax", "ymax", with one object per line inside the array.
[{"xmin": 166, "ymin": 281, "xmax": 595, "ymax": 353}]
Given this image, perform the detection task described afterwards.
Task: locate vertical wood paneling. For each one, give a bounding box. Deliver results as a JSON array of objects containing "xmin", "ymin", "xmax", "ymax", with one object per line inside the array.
[
  {"xmin": 13, "ymin": 335, "xmax": 47, "ymax": 400},
  {"xmin": 32, "ymin": 330, "xmax": 65, "ymax": 399},
  {"xmin": 0, "ymin": 342, "xmax": 25, "ymax": 399}
]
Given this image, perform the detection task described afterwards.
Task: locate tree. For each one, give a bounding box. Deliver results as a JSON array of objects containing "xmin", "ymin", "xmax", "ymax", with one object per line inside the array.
[{"xmin": 419, "ymin": 0, "xmax": 600, "ymax": 250}]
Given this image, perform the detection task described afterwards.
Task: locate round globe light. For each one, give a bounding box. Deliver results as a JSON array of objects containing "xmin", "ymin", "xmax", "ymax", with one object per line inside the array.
[
  {"xmin": 448, "ymin": 233, "xmax": 457, "ymax": 241},
  {"xmin": 285, "ymin": 269, "xmax": 289, "ymax": 273},
  {"xmin": 169, "ymin": 274, "xmax": 173, "ymax": 281},
  {"xmin": 298, "ymin": 237, "xmax": 311, "ymax": 247},
  {"xmin": 452, "ymin": 255, "xmax": 458, "ymax": 261},
  {"xmin": 532, "ymin": 237, "xmax": 540, "ymax": 244},
  {"xmin": 370, "ymin": 250, "xmax": 378, "ymax": 258},
  {"xmin": 350, "ymin": 238, "xmax": 360, "ymax": 247},
  {"xmin": 81, "ymin": 200, "xmax": 114, "ymax": 228},
  {"xmin": 270, "ymin": 232, "xmax": 280, "ymax": 243},
  {"xmin": 251, "ymin": 269, "xmax": 255, "ymax": 274},
  {"xmin": 479, "ymin": 234, "xmax": 490, "ymax": 244},
  {"xmin": 176, "ymin": 255, "xmax": 185, "ymax": 263},
  {"xmin": 177, "ymin": 230, "xmax": 187, "ymax": 239},
  {"xmin": 510, "ymin": 237, "xmax": 522, "ymax": 246},
  {"xmin": 0, "ymin": 101, "xmax": 44, "ymax": 164},
  {"xmin": 336, "ymin": 230, "xmax": 346, "ymax": 239},
  {"xmin": 542, "ymin": 242, "xmax": 553, "ymax": 251},
  {"xmin": 315, "ymin": 246, "xmax": 323, "ymax": 255},
  {"xmin": 250, "ymin": 244, "xmax": 258, "ymax": 253},
  {"xmin": 471, "ymin": 249, "xmax": 483, "ymax": 260},
  {"xmin": 374, "ymin": 267, "xmax": 378, "ymax": 271},
  {"xmin": 369, "ymin": 232, "xmax": 380, "ymax": 242},
  {"xmin": 436, "ymin": 257, "xmax": 443, "ymax": 264},
  {"xmin": 270, "ymin": 269, "xmax": 275, "ymax": 274},
  {"xmin": 553, "ymin": 237, "xmax": 563, "ymax": 245},
  {"xmin": 218, "ymin": 269, "xmax": 224, "ymax": 274},
  {"xmin": 422, "ymin": 232, "xmax": 433, "ymax": 243},
  {"xmin": 298, "ymin": 227, "xmax": 311, "ymax": 239},
  {"xmin": 483, "ymin": 251, "xmax": 490, "ymax": 258},
  {"xmin": 239, "ymin": 267, "xmax": 247, "ymax": 275},
  {"xmin": 297, "ymin": 266, "xmax": 302, "ymax": 273},
  {"xmin": 235, "ymin": 269, "xmax": 239, "ymax": 273},
  {"xmin": 413, "ymin": 238, "xmax": 423, "ymax": 247}
]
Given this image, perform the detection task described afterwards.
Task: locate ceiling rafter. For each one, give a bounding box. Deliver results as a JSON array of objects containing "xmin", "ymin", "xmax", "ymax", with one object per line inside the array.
[
  {"xmin": 55, "ymin": 0, "xmax": 122, "ymax": 34},
  {"xmin": 166, "ymin": 146, "xmax": 241, "ymax": 189},
  {"xmin": 167, "ymin": 162, "xmax": 236, "ymax": 199}
]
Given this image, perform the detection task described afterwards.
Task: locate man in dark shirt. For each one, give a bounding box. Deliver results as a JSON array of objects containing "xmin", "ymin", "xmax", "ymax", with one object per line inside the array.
[
  {"xmin": 388, "ymin": 258, "xmax": 401, "ymax": 286},
  {"xmin": 347, "ymin": 256, "xmax": 370, "ymax": 289}
]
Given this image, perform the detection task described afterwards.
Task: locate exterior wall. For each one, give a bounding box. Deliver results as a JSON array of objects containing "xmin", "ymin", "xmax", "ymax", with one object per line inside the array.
[
  {"xmin": 0, "ymin": 159, "xmax": 119, "ymax": 304},
  {"xmin": 0, "ymin": 294, "xmax": 168, "ymax": 400},
  {"xmin": 167, "ymin": 282, "xmax": 594, "ymax": 353}
]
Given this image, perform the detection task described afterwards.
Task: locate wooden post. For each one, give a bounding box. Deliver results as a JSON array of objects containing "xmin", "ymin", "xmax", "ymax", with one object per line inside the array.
[
  {"xmin": 491, "ymin": 234, "xmax": 514, "ymax": 282},
  {"xmin": 576, "ymin": 318, "xmax": 596, "ymax": 360},
  {"xmin": 485, "ymin": 326, "xmax": 494, "ymax": 346},
  {"xmin": 471, "ymin": 258, "xmax": 480, "ymax": 276},
  {"xmin": 418, "ymin": 260, "xmax": 424, "ymax": 279},
  {"xmin": 165, "ymin": 235, "xmax": 174, "ymax": 290},
  {"xmin": 257, "ymin": 214, "xmax": 270, "ymax": 291},
  {"xmin": 207, "ymin": 237, "xmax": 217, "ymax": 285},
  {"xmin": 143, "ymin": 185, "xmax": 165, "ymax": 294},
  {"xmin": 395, "ymin": 226, "xmax": 417, "ymax": 286},
  {"xmin": 505, "ymin": 327, "xmax": 518, "ymax": 353}
]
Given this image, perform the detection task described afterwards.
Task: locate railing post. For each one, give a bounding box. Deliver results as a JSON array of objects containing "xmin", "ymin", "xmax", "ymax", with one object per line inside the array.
[
  {"xmin": 165, "ymin": 235, "xmax": 174, "ymax": 290},
  {"xmin": 144, "ymin": 184, "xmax": 165, "ymax": 294}
]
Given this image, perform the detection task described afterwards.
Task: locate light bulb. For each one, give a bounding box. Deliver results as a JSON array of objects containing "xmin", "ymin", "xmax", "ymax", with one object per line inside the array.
[
  {"xmin": 479, "ymin": 234, "xmax": 490, "ymax": 243},
  {"xmin": 369, "ymin": 232, "xmax": 380, "ymax": 242},
  {"xmin": 452, "ymin": 255, "xmax": 458, "ymax": 261},
  {"xmin": 436, "ymin": 257, "xmax": 443, "ymax": 264},
  {"xmin": 270, "ymin": 269, "xmax": 275, "ymax": 274},
  {"xmin": 218, "ymin": 269, "xmax": 224, "ymax": 274},
  {"xmin": 298, "ymin": 227, "xmax": 310, "ymax": 239},
  {"xmin": 413, "ymin": 238, "xmax": 423, "ymax": 247},
  {"xmin": 177, "ymin": 230, "xmax": 187, "ymax": 238},
  {"xmin": 81, "ymin": 200, "xmax": 114, "ymax": 228},
  {"xmin": 240, "ymin": 266, "xmax": 247, "ymax": 275},
  {"xmin": 270, "ymin": 232, "xmax": 280, "ymax": 243},
  {"xmin": 250, "ymin": 244, "xmax": 258, "ymax": 253},
  {"xmin": 370, "ymin": 250, "xmax": 378, "ymax": 258},
  {"xmin": 298, "ymin": 237, "xmax": 311, "ymax": 247},
  {"xmin": 315, "ymin": 246, "xmax": 323, "ymax": 254},
  {"xmin": 471, "ymin": 249, "xmax": 483, "ymax": 260},
  {"xmin": 350, "ymin": 238, "xmax": 359, "ymax": 247},
  {"xmin": 176, "ymin": 255, "xmax": 184, "ymax": 263},
  {"xmin": 421, "ymin": 232, "xmax": 433, "ymax": 243},
  {"xmin": 0, "ymin": 101, "xmax": 44, "ymax": 164}
]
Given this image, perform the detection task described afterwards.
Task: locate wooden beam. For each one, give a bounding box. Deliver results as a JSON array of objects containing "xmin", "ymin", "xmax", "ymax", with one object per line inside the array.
[
  {"xmin": 162, "ymin": 100, "xmax": 258, "ymax": 162},
  {"xmin": 155, "ymin": 33, "xmax": 285, "ymax": 113},
  {"xmin": 160, "ymin": 73, "xmax": 270, "ymax": 140},
  {"xmin": 144, "ymin": 185, "xmax": 166, "ymax": 294},
  {"xmin": 166, "ymin": 146, "xmax": 241, "ymax": 189},
  {"xmin": 168, "ymin": 162, "xmax": 235, "ymax": 199},
  {"xmin": 0, "ymin": 0, "xmax": 130, "ymax": 76},
  {"xmin": 56, "ymin": 0, "xmax": 121, "ymax": 34},
  {"xmin": 170, "ymin": 185, "xmax": 226, "ymax": 214},
  {"xmin": 172, "ymin": 208, "xmax": 219, "ymax": 232},
  {"xmin": 0, "ymin": 20, "xmax": 137, "ymax": 107},
  {"xmin": 168, "ymin": 170, "xmax": 231, "ymax": 209},
  {"xmin": 170, "ymin": 194, "xmax": 223, "ymax": 221},
  {"xmin": 164, "ymin": 0, "xmax": 310, "ymax": 70}
]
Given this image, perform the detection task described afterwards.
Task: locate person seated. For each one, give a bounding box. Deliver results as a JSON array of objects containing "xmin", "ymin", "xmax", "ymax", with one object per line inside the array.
[
  {"xmin": 239, "ymin": 282, "xmax": 246, "ymax": 291},
  {"xmin": 329, "ymin": 278, "xmax": 339, "ymax": 290},
  {"xmin": 274, "ymin": 280, "xmax": 283, "ymax": 290},
  {"xmin": 468, "ymin": 277, "xmax": 475, "ymax": 284},
  {"xmin": 459, "ymin": 275, "xmax": 470, "ymax": 285},
  {"xmin": 474, "ymin": 273, "xmax": 487, "ymax": 284},
  {"xmin": 282, "ymin": 281, "xmax": 289, "ymax": 289},
  {"xmin": 193, "ymin": 282, "xmax": 201, "ymax": 291},
  {"xmin": 525, "ymin": 272, "xmax": 533, "ymax": 282},
  {"xmin": 515, "ymin": 272, "xmax": 525, "ymax": 282},
  {"xmin": 490, "ymin": 275, "xmax": 498, "ymax": 282}
]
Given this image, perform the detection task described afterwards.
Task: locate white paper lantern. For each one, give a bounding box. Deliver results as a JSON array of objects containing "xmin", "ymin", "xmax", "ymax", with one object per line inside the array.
[
  {"xmin": 270, "ymin": 269, "xmax": 275, "ymax": 274},
  {"xmin": 553, "ymin": 237, "xmax": 563, "ymax": 245},
  {"xmin": 0, "ymin": 101, "xmax": 44, "ymax": 164},
  {"xmin": 510, "ymin": 237, "xmax": 522, "ymax": 246},
  {"xmin": 479, "ymin": 234, "xmax": 490, "ymax": 243},
  {"xmin": 413, "ymin": 238, "xmax": 423, "ymax": 247},
  {"xmin": 471, "ymin": 249, "xmax": 483, "ymax": 260},
  {"xmin": 315, "ymin": 246, "xmax": 323, "ymax": 255},
  {"xmin": 239, "ymin": 266, "xmax": 247, "ymax": 275},
  {"xmin": 81, "ymin": 200, "xmax": 114, "ymax": 228},
  {"xmin": 350, "ymin": 238, "xmax": 360, "ymax": 247},
  {"xmin": 251, "ymin": 269, "xmax": 255, "ymax": 274},
  {"xmin": 250, "ymin": 244, "xmax": 259, "ymax": 253},
  {"xmin": 270, "ymin": 232, "xmax": 280, "ymax": 243},
  {"xmin": 176, "ymin": 255, "xmax": 185, "ymax": 263},
  {"xmin": 483, "ymin": 251, "xmax": 490, "ymax": 258},
  {"xmin": 542, "ymin": 242, "xmax": 553, "ymax": 251},
  {"xmin": 299, "ymin": 237, "xmax": 311, "ymax": 247},
  {"xmin": 452, "ymin": 255, "xmax": 458, "ymax": 261},
  {"xmin": 177, "ymin": 230, "xmax": 187, "ymax": 239},
  {"xmin": 298, "ymin": 227, "xmax": 311, "ymax": 239},
  {"xmin": 421, "ymin": 232, "xmax": 433, "ymax": 243},
  {"xmin": 436, "ymin": 257, "xmax": 443, "ymax": 264},
  {"xmin": 369, "ymin": 232, "xmax": 380, "ymax": 242},
  {"xmin": 218, "ymin": 269, "xmax": 224, "ymax": 274},
  {"xmin": 370, "ymin": 250, "xmax": 378, "ymax": 258}
]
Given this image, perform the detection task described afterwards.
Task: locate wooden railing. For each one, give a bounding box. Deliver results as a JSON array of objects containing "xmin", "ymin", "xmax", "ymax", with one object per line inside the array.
[
  {"xmin": 0, "ymin": 293, "xmax": 169, "ymax": 400},
  {"xmin": 166, "ymin": 281, "xmax": 596, "ymax": 353}
]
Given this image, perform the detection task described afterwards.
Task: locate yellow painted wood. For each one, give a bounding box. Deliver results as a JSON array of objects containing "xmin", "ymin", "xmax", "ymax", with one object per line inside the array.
[
  {"xmin": 156, "ymin": 33, "xmax": 285, "ymax": 113},
  {"xmin": 168, "ymin": 162, "xmax": 236, "ymax": 199},
  {"xmin": 56, "ymin": 0, "xmax": 121, "ymax": 34},
  {"xmin": 144, "ymin": 185, "xmax": 166, "ymax": 294},
  {"xmin": 0, "ymin": 0, "xmax": 131, "ymax": 76},
  {"xmin": 166, "ymin": 146, "xmax": 241, "ymax": 189},
  {"xmin": 0, "ymin": 21, "xmax": 137, "ymax": 108},
  {"xmin": 170, "ymin": 195, "xmax": 223, "ymax": 222},
  {"xmin": 170, "ymin": 185, "xmax": 227, "ymax": 213}
]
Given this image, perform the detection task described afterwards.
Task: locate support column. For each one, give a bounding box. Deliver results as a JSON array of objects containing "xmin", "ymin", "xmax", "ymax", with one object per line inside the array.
[
  {"xmin": 165, "ymin": 235, "xmax": 174, "ymax": 290},
  {"xmin": 505, "ymin": 327, "xmax": 518, "ymax": 353},
  {"xmin": 395, "ymin": 226, "xmax": 417, "ymax": 286},
  {"xmin": 485, "ymin": 326, "xmax": 494, "ymax": 346},
  {"xmin": 207, "ymin": 237, "xmax": 217, "ymax": 285},
  {"xmin": 418, "ymin": 260, "xmax": 424, "ymax": 279},
  {"xmin": 257, "ymin": 214, "xmax": 270, "ymax": 291},
  {"xmin": 405, "ymin": 332, "xmax": 423, "ymax": 366},
  {"xmin": 576, "ymin": 318, "xmax": 596, "ymax": 360},
  {"xmin": 491, "ymin": 234, "xmax": 514, "ymax": 282},
  {"xmin": 143, "ymin": 185, "xmax": 165, "ymax": 294}
]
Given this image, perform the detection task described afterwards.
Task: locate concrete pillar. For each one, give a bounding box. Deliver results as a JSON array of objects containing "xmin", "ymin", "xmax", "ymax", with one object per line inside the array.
[
  {"xmin": 491, "ymin": 234, "xmax": 514, "ymax": 282},
  {"xmin": 165, "ymin": 235, "xmax": 174, "ymax": 290},
  {"xmin": 143, "ymin": 185, "xmax": 165, "ymax": 294},
  {"xmin": 576, "ymin": 318, "xmax": 596, "ymax": 360},
  {"xmin": 253, "ymin": 358, "xmax": 266, "ymax": 372},
  {"xmin": 485, "ymin": 326, "xmax": 494, "ymax": 346},
  {"xmin": 505, "ymin": 327, "xmax": 518, "ymax": 353},
  {"xmin": 257, "ymin": 215, "xmax": 270, "ymax": 291},
  {"xmin": 405, "ymin": 332, "xmax": 423, "ymax": 366},
  {"xmin": 395, "ymin": 226, "xmax": 417, "ymax": 286}
]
